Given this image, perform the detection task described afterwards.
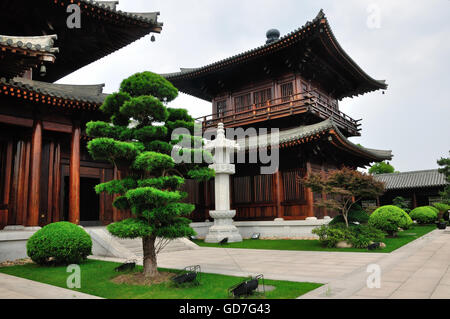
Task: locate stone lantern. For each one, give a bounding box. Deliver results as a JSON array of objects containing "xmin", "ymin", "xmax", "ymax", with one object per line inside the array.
[{"xmin": 204, "ymin": 123, "xmax": 243, "ymax": 243}]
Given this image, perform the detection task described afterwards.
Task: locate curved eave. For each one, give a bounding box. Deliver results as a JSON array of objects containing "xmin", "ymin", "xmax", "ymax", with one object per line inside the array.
[
  {"xmin": 236, "ymin": 118, "xmax": 392, "ymax": 165},
  {"xmin": 163, "ymin": 9, "xmax": 387, "ymax": 100},
  {"xmin": 0, "ymin": 77, "xmax": 106, "ymax": 111},
  {"xmin": 329, "ymin": 126, "xmax": 393, "ymax": 163},
  {"xmin": 317, "ymin": 17, "xmax": 387, "ymax": 98},
  {"xmin": 74, "ymin": 1, "xmax": 163, "ymax": 30}
]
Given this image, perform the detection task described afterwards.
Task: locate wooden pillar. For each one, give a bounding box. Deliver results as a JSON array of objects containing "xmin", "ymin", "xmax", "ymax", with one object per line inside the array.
[
  {"xmin": 68, "ymin": 124, "xmax": 81, "ymax": 224},
  {"xmin": 27, "ymin": 120, "xmax": 42, "ymax": 226},
  {"xmin": 305, "ymin": 161, "xmax": 315, "ymax": 218},
  {"xmin": 412, "ymin": 192, "xmax": 418, "ymax": 209},
  {"xmin": 1, "ymin": 141, "xmax": 13, "ymax": 228},
  {"xmin": 52, "ymin": 142, "xmax": 61, "ymax": 222},
  {"xmin": 275, "ymin": 170, "xmax": 283, "ymax": 219}
]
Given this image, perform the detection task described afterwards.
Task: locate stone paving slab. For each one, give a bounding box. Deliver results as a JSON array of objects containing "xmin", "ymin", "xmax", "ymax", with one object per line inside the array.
[{"xmin": 0, "ymin": 273, "xmax": 101, "ymax": 299}]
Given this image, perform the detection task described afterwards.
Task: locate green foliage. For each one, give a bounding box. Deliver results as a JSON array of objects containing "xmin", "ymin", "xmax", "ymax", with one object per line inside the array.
[
  {"xmin": 167, "ymin": 108, "xmax": 194, "ymax": 122},
  {"xmin": 433, "ymin": 203, "xmax": 450, "ymax": 214},
  {"xmin": 424, "ymin": 206, "xmax": 439, "ymax": 215},
  {"xmin": 409, "ymin": 207, "xmax": 438, "ymax": 224},
  {"xmin": 138, "ymin": 176, "xmax": 185, "ymax": 191},
  {"xmin": 100, "ymin": 92, "xmax": 131, "ymax": 120},
  {"xmin": 120, "ymin": 71, "xmax": 178, "ymax": 102},
  {"xmin": 107, "ymin": 218, "xmax": 154, "ymax": 239},
  {"xmin": 132, "ymin": 151, "xmax": 174, "ymax": 173},
  {"xmin": 95, "ymin": 177, "xmax": 137, "ymax": 195},
  {"xmin": 312, "ymin": 224, "xmax": 385, "ymax": 249},
  {"xmin": 392, "ymin": 196, "xmax": 411, "ymax": 213},
  {"xmin": 368, "ymin": 205, "xmax": 413, "ymax": 236},
  {"xmin": 86, "ymin": 71, "xmax": 213, "ymax": 278},
  {"xmin": 302, "ymin": 167, "xmax": 385, "ymax": 227},
  {"xmin": 329, "ymin": 204, "xmax": 370, "ymax": 225},
  {"xmin": 188, "ymin": 167, "xmax": 216, "ymax": 182},
  {"xmin": 87, "ymin": 138, "xmax": 142, "ymax": 165},
  {"xmin": 120, "ymin": 96, "xmax": 168, "ymax": 125},
  {"xmin": 27, "ymin": 222, "xmax": 92, "ymax": 265},
  {"xmin": 369, "ymin": 161, "xmax": 395, "ymax": 175}
]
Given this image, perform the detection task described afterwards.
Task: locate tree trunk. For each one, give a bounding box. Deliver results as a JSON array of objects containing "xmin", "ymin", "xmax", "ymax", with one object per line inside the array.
[{"xmin": 143, "ymin": 236, "xmax": 159, "ymax": 278}]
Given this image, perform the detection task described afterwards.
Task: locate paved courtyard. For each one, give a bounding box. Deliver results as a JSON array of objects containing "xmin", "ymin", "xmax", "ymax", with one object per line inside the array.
[{"xmin": 0, "ymin": 229, "xmax": 448, "ymax": 299}]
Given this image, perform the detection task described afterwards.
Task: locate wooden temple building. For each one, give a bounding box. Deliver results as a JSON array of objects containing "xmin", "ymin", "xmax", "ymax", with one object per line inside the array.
[
  {"xmin": 0, "ymin": 1, "xmax": 162, "ymax": 229},
  {"xmin": 164, "ymin": 10, "xmax": 393, "ymax": 221}
]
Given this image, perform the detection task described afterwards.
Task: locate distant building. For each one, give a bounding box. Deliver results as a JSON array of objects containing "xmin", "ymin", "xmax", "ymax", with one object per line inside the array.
[
  {"xmin": 164, "ymin": 10, "xmax": 392, "ymax": 221},
  {"xmin": 374, "ymin": 170, "xmax": 448, "ymax": 208}
]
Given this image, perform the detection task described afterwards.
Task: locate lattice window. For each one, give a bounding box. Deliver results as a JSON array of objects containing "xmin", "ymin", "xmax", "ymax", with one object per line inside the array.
[
  {"xmin": 253, "ymin": 88, "xmax": 272, "ymax": 107},
  {"xmin": 282, "ymin": 169, "xmax": 306, "ymax": 202},
  {"xmin": 234, "ymin": 93, "xmax": 252, "ymax": 113},
  {"xmin": 216, "ymin": 100, "xmax": 226, "ymax": 117},
  {"xmin": 254, "ymin": 175, "xmax": 273, "ymax": 203},
  {"xmin": 280, "ymin": 82, "xmax": 294, "ymax": 102},
  {"xmin": 233, "ymin": 176, "xmax": 252, "ymax": 204}
]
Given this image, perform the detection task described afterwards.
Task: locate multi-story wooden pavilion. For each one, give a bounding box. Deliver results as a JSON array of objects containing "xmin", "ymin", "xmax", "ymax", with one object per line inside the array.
[
  {"xmin": 164, "ymin": 10, "xmax": 393, "ymax": 221},
  {"xmin": 0, "ymin": 1, "xmax": 162, "ymax": 229}
]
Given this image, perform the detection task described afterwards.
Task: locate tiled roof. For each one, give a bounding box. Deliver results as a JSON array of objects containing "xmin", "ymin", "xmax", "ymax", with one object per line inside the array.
[
  {"xmin": 0, "ymin": 35, "xmax": 59, "ymax": 54},
  {"xmin": 87, "ymin": 1, "xmax": 162, "ymax": 26},
  {"xmin": 374, "ymin": 170, "xmax": 448, "ymax": 190},
  {"xmin": 0, "ymin": 77, "xmax": 107, "ymax": 110},
  {"xmin": 235, "ymin": 118, "xmax": 392, "ymax": 162},
  {"xmin": 162, "ymin": 9, "xmax": 387, "ymax": 100}
]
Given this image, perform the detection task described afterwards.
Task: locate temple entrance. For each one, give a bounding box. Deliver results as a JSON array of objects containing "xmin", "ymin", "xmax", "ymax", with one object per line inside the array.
[
  {"xmin": 63, "ymin": 176, "xmax": 100, "ymax": 226},
  {"xmin": 80, "ymin": 177, "xmax": 100, "ymax": 226}
]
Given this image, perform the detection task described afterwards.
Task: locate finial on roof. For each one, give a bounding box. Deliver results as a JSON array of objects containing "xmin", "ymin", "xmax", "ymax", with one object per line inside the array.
[
  {"xmin": 266, "ymin": 29, "xmax": 280, "ymax": 44},
  {"xmin": 316, "ymin": 9, "xmax": 325, "ymax": 20}
]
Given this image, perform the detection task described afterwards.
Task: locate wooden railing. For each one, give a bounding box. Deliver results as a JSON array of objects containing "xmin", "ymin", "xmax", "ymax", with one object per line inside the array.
[{"xmin": 196, "ymin": 91, "xmax": 361, "ymax": 135}]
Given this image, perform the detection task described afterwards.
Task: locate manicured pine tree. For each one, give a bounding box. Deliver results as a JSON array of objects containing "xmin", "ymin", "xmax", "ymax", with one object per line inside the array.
[{"xmin": 86, "ymin": 72, "xmax": 214, "ymax": 278}]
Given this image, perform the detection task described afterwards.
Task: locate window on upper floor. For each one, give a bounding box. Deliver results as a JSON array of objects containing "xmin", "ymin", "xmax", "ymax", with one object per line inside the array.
[
  {"xmin": 280, "ymin": 82, "xmax": 294, "ymax": 102},
  {"xmin": 234, "ymin": 93, "xmax": 252, "ymax": 113},
  {"xmin": 216, "ymin": 100, "xmax": 227, "ymax": 117},
  {"xmin": 253, "ymin": 88, "xmax": 272, "ymax": 107}
]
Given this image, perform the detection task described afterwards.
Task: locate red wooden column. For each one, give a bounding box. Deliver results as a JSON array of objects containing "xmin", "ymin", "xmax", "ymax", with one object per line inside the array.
[
  {"xmin": 305, "ymin": 162, "xmax": 315, "ymax": 218},
  {"xmin": 275, "ymin": 170, "xmax": 283, "ymax": 219},
  {"xmin": 68, "ymin": 124, "xmax": 81, "ymax": 224},
  {"xmin": 27, "ymin": 120, "xmax": 43, "ymax": 226}
]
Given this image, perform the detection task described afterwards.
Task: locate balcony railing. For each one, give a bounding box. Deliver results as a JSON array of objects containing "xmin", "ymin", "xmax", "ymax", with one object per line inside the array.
[{"xmin": 196, "ymin": 91, "xmax": 361, "ymax": 135}]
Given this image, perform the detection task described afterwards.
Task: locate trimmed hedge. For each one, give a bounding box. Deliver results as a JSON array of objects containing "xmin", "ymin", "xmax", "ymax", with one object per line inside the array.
[
  {"xmin": 329, "ymin": 204, "xmax": 370, "ymax": 225},
  {"xmin": 409, "ymin": 207, "xmax": 438, "ymax": 224},
  {"xmin": 312, "ymin": 224, "xmax": 385, "ymax": 249},
  {"xmin": 368, "ymin": 205, "xmax": 413, "ymax": 236},
  {"xmin": 27, "ymin": 222, "xmax": 92, "ymax": 265}
]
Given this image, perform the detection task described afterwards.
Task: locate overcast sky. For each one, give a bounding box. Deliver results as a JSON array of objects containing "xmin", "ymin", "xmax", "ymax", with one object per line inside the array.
[{"xmin": 58, "ymin": 0, "xmax": 450, "ymax": 172}]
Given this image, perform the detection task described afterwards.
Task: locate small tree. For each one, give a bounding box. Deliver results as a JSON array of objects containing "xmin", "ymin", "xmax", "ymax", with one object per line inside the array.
[
  {"xmin": 369, "ymin": 161, "xmax": 395, "ymax": 175},
  {"xmin": 437, "ymin": 152, "xmax": 450, "ymax": 205},
  {"xmin": 393, "ymin": 196, "xmax": 411, "ymax": 213},
  {"xmin": 302, "ymin": 167, "xmax": 385, "ymax": 227},
  {"xmin": 86, "ymin": 71, "xmax": 214, "ymax": 278}
]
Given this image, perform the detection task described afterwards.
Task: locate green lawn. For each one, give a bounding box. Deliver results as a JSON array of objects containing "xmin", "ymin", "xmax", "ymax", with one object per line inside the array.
[
  {"xmin": 0, "ymin": 259, "xmax": 321, "ymax": 299},
  {"xmin": 194, "ymin": 225, "xmax": 436, "ymax": 253}
]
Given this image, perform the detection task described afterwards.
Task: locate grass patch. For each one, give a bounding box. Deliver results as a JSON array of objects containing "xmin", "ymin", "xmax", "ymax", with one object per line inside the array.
[
  {"xmin": 0, "ymin": 259, "xmax": 321, "ymax": 299},
  {"xmin": 194, "ymin": 225, "xmax": 436, "ymax": 253}
]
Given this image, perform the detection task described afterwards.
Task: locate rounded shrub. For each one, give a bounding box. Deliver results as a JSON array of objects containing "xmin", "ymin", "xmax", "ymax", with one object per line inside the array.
[
  {"xmin": 425, "ymin": 206, "xmax": 439, "ymax": 215},
  {"xmin": 27, "ymin": 222, "xmax": 92, "ymax": 265},
  {"xmin": 329, "ymin": 204, "xmax": 370, "ymax": 225},
  {"xmin": 368, "ymin": 205, "xmax": 413, "ymax": 236},
  {"xmin": 409, "ymin": 207, "xmax": 438, "ymax": 224}
]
